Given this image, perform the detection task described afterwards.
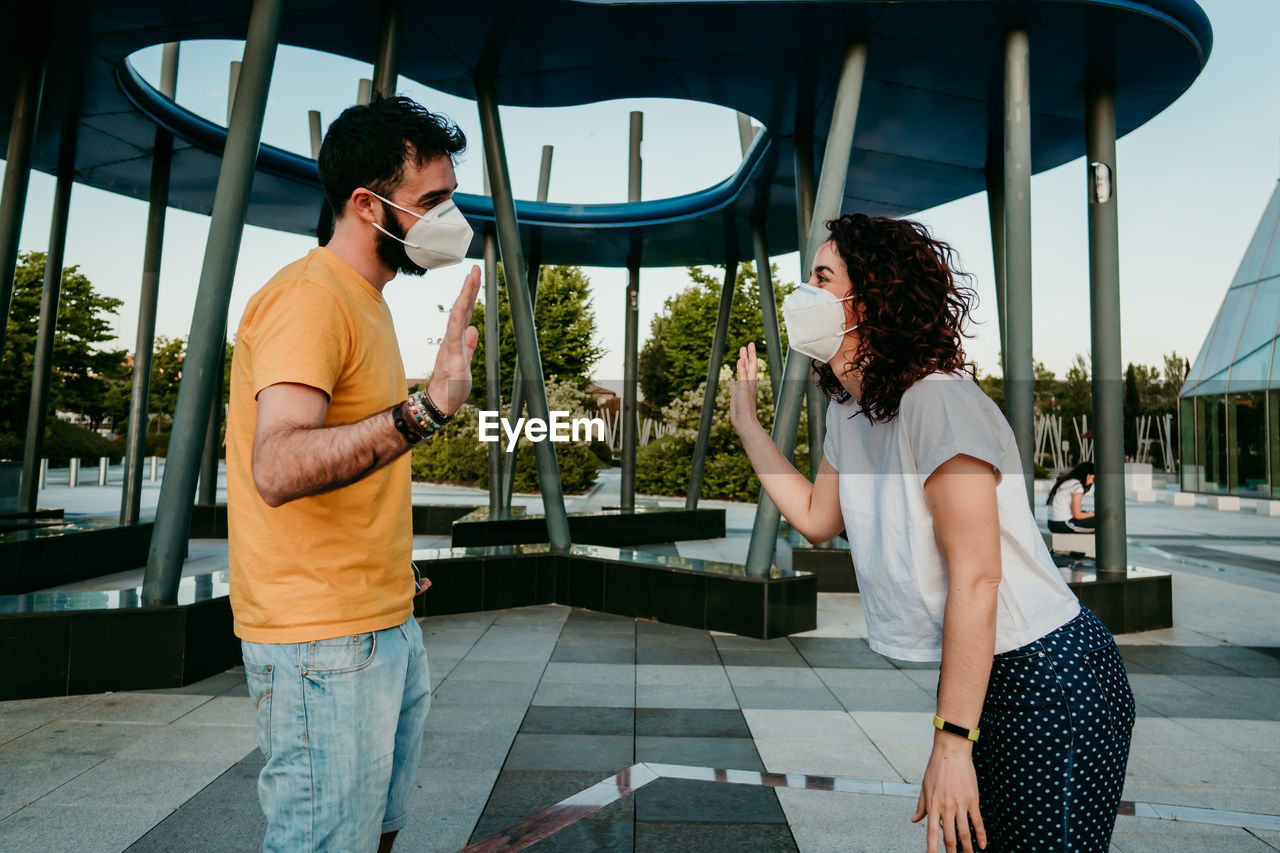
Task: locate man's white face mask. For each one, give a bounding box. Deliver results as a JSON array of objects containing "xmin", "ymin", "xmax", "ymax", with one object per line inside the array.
[
  {"xmin": 781, "ymin": 283, "xmax": 857, "ymax": 363},
  {"xmin": 368, "ymin": 192, "xmax": 473, "ymax": 270}
]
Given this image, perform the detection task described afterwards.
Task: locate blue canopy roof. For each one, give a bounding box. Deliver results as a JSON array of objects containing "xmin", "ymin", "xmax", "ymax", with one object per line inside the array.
[{"xmin": 0, "ymin": 0, "xmax": 1211, "ymax": 267}]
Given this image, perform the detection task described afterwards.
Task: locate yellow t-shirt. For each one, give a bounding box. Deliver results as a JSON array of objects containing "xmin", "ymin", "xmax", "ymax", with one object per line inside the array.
[{"xmin": 226, "ymin": 247, "xmax": 413, "ymax": 643}]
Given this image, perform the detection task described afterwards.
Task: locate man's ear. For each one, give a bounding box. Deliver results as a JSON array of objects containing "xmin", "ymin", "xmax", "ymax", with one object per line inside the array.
[{"xmin": 347, "ymin": 187, "xmax": 380, "ymax": 223}]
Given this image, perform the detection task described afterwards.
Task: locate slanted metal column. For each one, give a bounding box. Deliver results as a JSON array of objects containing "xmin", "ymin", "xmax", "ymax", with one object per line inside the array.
[
  {"xmin": 621, "ymin": 111, "xmax": 643, "ymax": 511},
  {"xmin": 985, "ymin": 164, "xmax": 1008, "ymax": 374},
  {"xmin": 18, "ymin": 121, "xmax": 77, "ymax": 512},
  {"xmin": 144, "ymin": 0, "xmax": 285, "ymax": 604},
  {"xmin": 753, "ymin": 224, "xmax": 783, "ymax": 403},
  {"xmin": 198, "ymin": 59, "xmax": 240, "ymax": 504},
  {"xmin": 475, "ymin": 75, "xmax": 571, "ymax": 550},
  {"xmin": 0, "ymin": 46, "xmax": 44, "ymax": 359},
  {"xmin": 198, "ymin": 343, "xmax": 226, "ymax": 505},
  {"xmin": 122, "ymin": 43, "xmax": 179, "ymax": 526},
  {"xmin": 500, "ymin": 145, "xmax": 553, "ymax": 512},
  {"xmin": 371, "ymin": 0, "xmax": 405, "ymax": 99},
  {"xmin": 745, "ymin": 41, "xmax": 867, "ymax": 574},
  {"xmin": 794, "ymin": 136, "xmax": 829, "ymax": 478},
  {"xmin": 1086, "ymin": 79, "xmax": 1128, "ymax": 574},
  {"xmin": 738, "ymin": 114, "xmax": 782, "ymax": 402},
  {"xmin": 482, "ymin": 161, "xmax": 501, "ymax": 516},
  {"xmin": 686, "ymin": 255, "xmax": 739, "ymax": 510},
  {"xmin": 1003, "ymin": 28, "xmax": 1036, "ymax": 505}
]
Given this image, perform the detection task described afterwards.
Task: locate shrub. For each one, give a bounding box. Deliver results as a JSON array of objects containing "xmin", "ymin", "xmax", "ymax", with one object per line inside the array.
[
  {"xmin": 410, "ymin": 377, "xmax": 606, "ymax": 494},
  {"xmin": 0, "ymin": 420, "xmax": 126, "ymax": 467},
  {"xmin": 635, "ymin": 365, "xmax": 811, "ymax": 502}
]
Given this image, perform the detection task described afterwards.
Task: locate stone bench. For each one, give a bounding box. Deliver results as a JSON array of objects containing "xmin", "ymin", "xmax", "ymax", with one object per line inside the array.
[
  {"xmin": 1047, "ymin": 532, "xmax": 1096, "ymax": 557},
  {"xmin": 1207, "ymin": 495, "xmax": 1241, "ymax": 512},
  {"xmin": 1255, "ymin": 500, "xmax": 1280, "ymax": 517},
  {"xmin": 1126, "ymin": 490, "xmax": 1158, "ymax": 503},
  {"xmin": 1160, "ymin": 491, "xmax": 1197, "ymax": 507}
]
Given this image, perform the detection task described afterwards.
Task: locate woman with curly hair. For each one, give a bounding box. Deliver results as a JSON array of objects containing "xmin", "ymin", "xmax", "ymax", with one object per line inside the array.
[{"xmin": 729, "ymin": 213, "xmax": 1133, "ymax": 853}]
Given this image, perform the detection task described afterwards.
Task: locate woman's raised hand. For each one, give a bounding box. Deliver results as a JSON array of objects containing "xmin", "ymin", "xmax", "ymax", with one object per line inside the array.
[{"xmin": 729, "ymin": 342, "xmax": 760, "ymax": 430}]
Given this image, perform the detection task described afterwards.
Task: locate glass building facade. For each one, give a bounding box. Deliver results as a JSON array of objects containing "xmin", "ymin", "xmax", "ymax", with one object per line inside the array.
[{"xmin": 1180, "ymin": 180, "xmax": 1280, "ymax": 497}]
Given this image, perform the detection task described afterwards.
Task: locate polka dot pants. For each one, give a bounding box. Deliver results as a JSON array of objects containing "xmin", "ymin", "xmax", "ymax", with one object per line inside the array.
[{"xmin": 971, "ymin": 607, "xmax": 1134, "ymax": 852}]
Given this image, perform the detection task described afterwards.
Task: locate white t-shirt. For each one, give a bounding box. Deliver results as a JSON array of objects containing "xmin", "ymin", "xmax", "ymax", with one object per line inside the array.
[
  {"xmin": 822, "ymin": 371, "xmax": 1080, "ymax": 661},
  {"xmin": 1049, "ymin": 479, "xmax": 1085, "ymax": 522}
]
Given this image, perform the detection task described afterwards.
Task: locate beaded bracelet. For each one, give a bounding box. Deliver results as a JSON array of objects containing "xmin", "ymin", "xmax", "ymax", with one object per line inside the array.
[{"xmin": 406, "ymin": 388, "xmax": 451, "ymax": 435}]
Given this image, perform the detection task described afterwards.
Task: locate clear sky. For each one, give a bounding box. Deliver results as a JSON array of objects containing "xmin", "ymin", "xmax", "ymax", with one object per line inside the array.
[{"xmin": 5, "ymin": 0, "xmax": 1277, "ymax": 393}]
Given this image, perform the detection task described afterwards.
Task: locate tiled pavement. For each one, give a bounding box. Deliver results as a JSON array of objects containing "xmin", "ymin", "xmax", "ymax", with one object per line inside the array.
[
  {"xmin": 5, "ymin": 468, "xmax": 1280, "ymax": 851},
  {"xmin": 3, "ymin": 590, "xmax": 1279, "ymax": 852}
]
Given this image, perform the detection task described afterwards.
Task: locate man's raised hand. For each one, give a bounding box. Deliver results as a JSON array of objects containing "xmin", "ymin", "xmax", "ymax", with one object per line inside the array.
[{"xmin": 426, "ymin": 264, "xmax": 482, "ymax": 416}]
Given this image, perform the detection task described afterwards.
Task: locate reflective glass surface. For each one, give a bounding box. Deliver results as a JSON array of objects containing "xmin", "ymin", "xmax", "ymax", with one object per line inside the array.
[
  {"xmin": 1180, "ymin": 397, "xmax": 1198, "ymax": 492},
  {"xmin": 1229, "ymin": 183, "xmax": 1280, "ymax": 286},
  {"xmin": 1230, "ymin": 392, "xmax": 1269, "ymax": 497},
  {"xmin": 1196, "ymin": 395, "xmax": 1228, "ymax": 494},
  {"xmin": 1231, "ymin": 276, "xmax": 1280, "ymax": 369}
]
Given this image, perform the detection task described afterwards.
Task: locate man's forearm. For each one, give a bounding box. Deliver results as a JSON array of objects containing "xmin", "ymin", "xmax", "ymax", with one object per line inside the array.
[{"xmin": 255, "ymin": 404, "xmax": 413, "ymax": 507}]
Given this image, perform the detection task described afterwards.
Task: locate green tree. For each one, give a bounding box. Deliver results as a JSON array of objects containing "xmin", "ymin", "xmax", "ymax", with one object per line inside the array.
[
  {"xmin": 468, "ymin": 264, "xmax": 605, "ymax": 405},
  {"xmin": 0, "ymin": 251, "xmax": 125, "ymax": 433},
  {"xmin": 1124, "ymin": 363, "xmax": 1141, "ymax": 456},
  {"xmin": 638, "ymin": 261, "xmax": 793, "ymax": 410},
  {"xmin": 148, "ymin": 336, "xmax": 186, "ymax": 432}
]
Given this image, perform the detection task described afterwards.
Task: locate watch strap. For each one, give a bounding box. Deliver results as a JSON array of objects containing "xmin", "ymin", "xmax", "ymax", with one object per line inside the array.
[{"xmin": 933, "ymin": 715, "xmax": 979, "ymax": 742}]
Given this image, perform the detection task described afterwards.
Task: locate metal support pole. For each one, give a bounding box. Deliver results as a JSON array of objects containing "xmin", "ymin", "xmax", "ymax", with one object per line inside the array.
[
  {"xmin": 144, "ymin": 0, "xmax": 285, "ymax": 604},
  {"xmin": 98, "ymin": 457, "xmax": 108, "ymax": 486},
  {"xmin": 122, "ymin": 45, "xmax": 179, "ymax": 525},
  {"xmin": 1003, "ymin": 28, "xmax": 1035, "ymax": 505},
  {"xmin": 686, "ymin": 256, "xmax": 739, "ymax": 509},
  {"xmin": 745, "ymin": 41, "xmax": 867, "ymax": 574},
  {"xmin": 198, "ymin": 342, "xmax": 226, "ymax": 504},
  {"xmin": 501, "ymin": 145, "xmax": 554, "ymax": 511},
  {"xmin": 791, "ymin": 130, "xmax": 828, "ymax": 474},
  {"xmin": 308, "ymin": 110, "xmax": 322, "ymax": 159},
  {"xmin": 0, "ymin": 47, "xmax": 44, "ymax": 360},
  {"xmin": 621, "ymin": 111, "xmax": 643, "ymax": 511},
  {"xmin": 737, "ymin": 112, "xmax": 756, "ymax": 155},
  {"xmin": 18, "ymin": 123, "xmax": 76, "ymax": 512},
  {"xmin": 69, "ymin": 458, "xmax": 79, "ymax": 488},
  {"xmin": 752, "ymin": 223, "xmax": 783, "ymax": 403},
  {"xmin": 1086, "ymin": 80, "xmax": 1128, "ymax": 574},
  {"xmin": 985, "ymin": 165, "xmax": 1008, "ymax": 374},
  {"xmin": 371, "ymin": 0, "xmax": 405, "ymax": 99},
  {"xmin": 482, "ymin": 161, "xmax": 501, "ymax": 516},
  {"xmin": 475, "ymin": 75, "xmax": 572, "ymax": 550},
  {"xmin": 226, "ymin": 61, "xmax": 240, "ymax": 125}
]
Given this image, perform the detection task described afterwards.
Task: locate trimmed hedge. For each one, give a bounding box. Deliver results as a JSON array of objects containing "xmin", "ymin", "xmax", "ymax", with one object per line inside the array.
[
  {"xmin": 0, "ymin": 420, "xmax": 124, "ymax": 467},
  {"xmin": 410, "ymin": 378, "xmax": 607, "ymax": 495},
  {"xmin": 635, "ymin": 365, "xmax": 811, "ymax": 503}
]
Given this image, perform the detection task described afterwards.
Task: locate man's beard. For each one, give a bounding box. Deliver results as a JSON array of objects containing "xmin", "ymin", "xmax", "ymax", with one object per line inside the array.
[{"xmin": 376, "ymin": 204, "xmax": 429, "ymax": 278}]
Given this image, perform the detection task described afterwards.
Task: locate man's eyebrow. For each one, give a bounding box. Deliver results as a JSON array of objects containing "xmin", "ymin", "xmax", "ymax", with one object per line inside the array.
[{"xmin": 416, "ymin": 183, "xmax": 458, "ymax": 206}]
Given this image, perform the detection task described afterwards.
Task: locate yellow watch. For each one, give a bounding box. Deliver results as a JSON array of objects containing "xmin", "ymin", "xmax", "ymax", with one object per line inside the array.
[{"xmin": 933, "ymin": 715, "xmax": 980, "ymax": 741}]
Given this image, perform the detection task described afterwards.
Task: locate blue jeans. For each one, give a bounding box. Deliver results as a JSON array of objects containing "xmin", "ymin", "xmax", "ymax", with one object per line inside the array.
[
  {"xmin": 241, "ymin": 616, "xmax": 431, "ymax": 852},
  {"xmin": 973, "ymin": 607, "xmax": 1134, "ymax": 852}
]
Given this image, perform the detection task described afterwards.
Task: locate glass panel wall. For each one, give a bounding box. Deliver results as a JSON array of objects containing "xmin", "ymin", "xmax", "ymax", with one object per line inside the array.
[
  {"xmin": 1230, "ymin": 392, "xmax": 1268, "ymax": 497},
  {"xmin": 1271, "ymin": 391, "xmax": 1280, "ymax": 500},
  {"xmin": 1180, "ymin": 397, "xmax": 1198, "ymax": 492},
  {"xmin": 1195, "ymin": 395, "xmax": 1228, "ymax": 494}
]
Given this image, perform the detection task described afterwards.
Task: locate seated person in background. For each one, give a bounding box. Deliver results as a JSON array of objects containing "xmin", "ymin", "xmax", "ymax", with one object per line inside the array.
[{"xmin": 1047, "ymin": 461, "xmax": 1096, "ymax": 533}]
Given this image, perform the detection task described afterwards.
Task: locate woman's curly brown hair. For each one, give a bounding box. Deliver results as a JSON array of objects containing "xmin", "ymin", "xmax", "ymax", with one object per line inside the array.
[{"xmin": 814, "ymin": 213, "xmax": 977, "ymax": 422}]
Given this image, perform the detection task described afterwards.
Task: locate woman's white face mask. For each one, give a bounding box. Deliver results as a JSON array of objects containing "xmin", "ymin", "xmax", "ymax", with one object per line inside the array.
[
  {"xmin": 368, "ymin": 192, "xmax": 473, "ymax": 270},
  {"xmin": 781, "ymin": 283, "xmax": 857, "ymax": 363}
]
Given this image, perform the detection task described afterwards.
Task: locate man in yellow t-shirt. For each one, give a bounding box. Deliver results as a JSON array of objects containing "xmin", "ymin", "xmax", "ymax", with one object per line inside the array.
[{"xmin": 228, "ymin": 96, "xmax": 480, "ymax": 853}]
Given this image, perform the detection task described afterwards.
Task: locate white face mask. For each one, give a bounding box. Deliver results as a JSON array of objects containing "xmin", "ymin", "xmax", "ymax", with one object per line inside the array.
[
  {"xmin": 781, "ymin": 283, "xmax": 857, "ymax": 363},
  {"xmin": 369, "ymin": 192, "xmax": 473, "ymax": 270}
]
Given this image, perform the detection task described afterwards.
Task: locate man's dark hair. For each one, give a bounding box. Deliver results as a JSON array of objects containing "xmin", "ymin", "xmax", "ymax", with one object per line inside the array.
[{"xmin": 318, "ymin": 95, "xmax": 467, "ymax": 217}]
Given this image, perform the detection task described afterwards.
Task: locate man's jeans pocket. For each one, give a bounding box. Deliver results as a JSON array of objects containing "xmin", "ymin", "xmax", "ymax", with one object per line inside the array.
[{"xmin": 244, "ymin": 660, "xmax": 274, "ymax": 760}]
